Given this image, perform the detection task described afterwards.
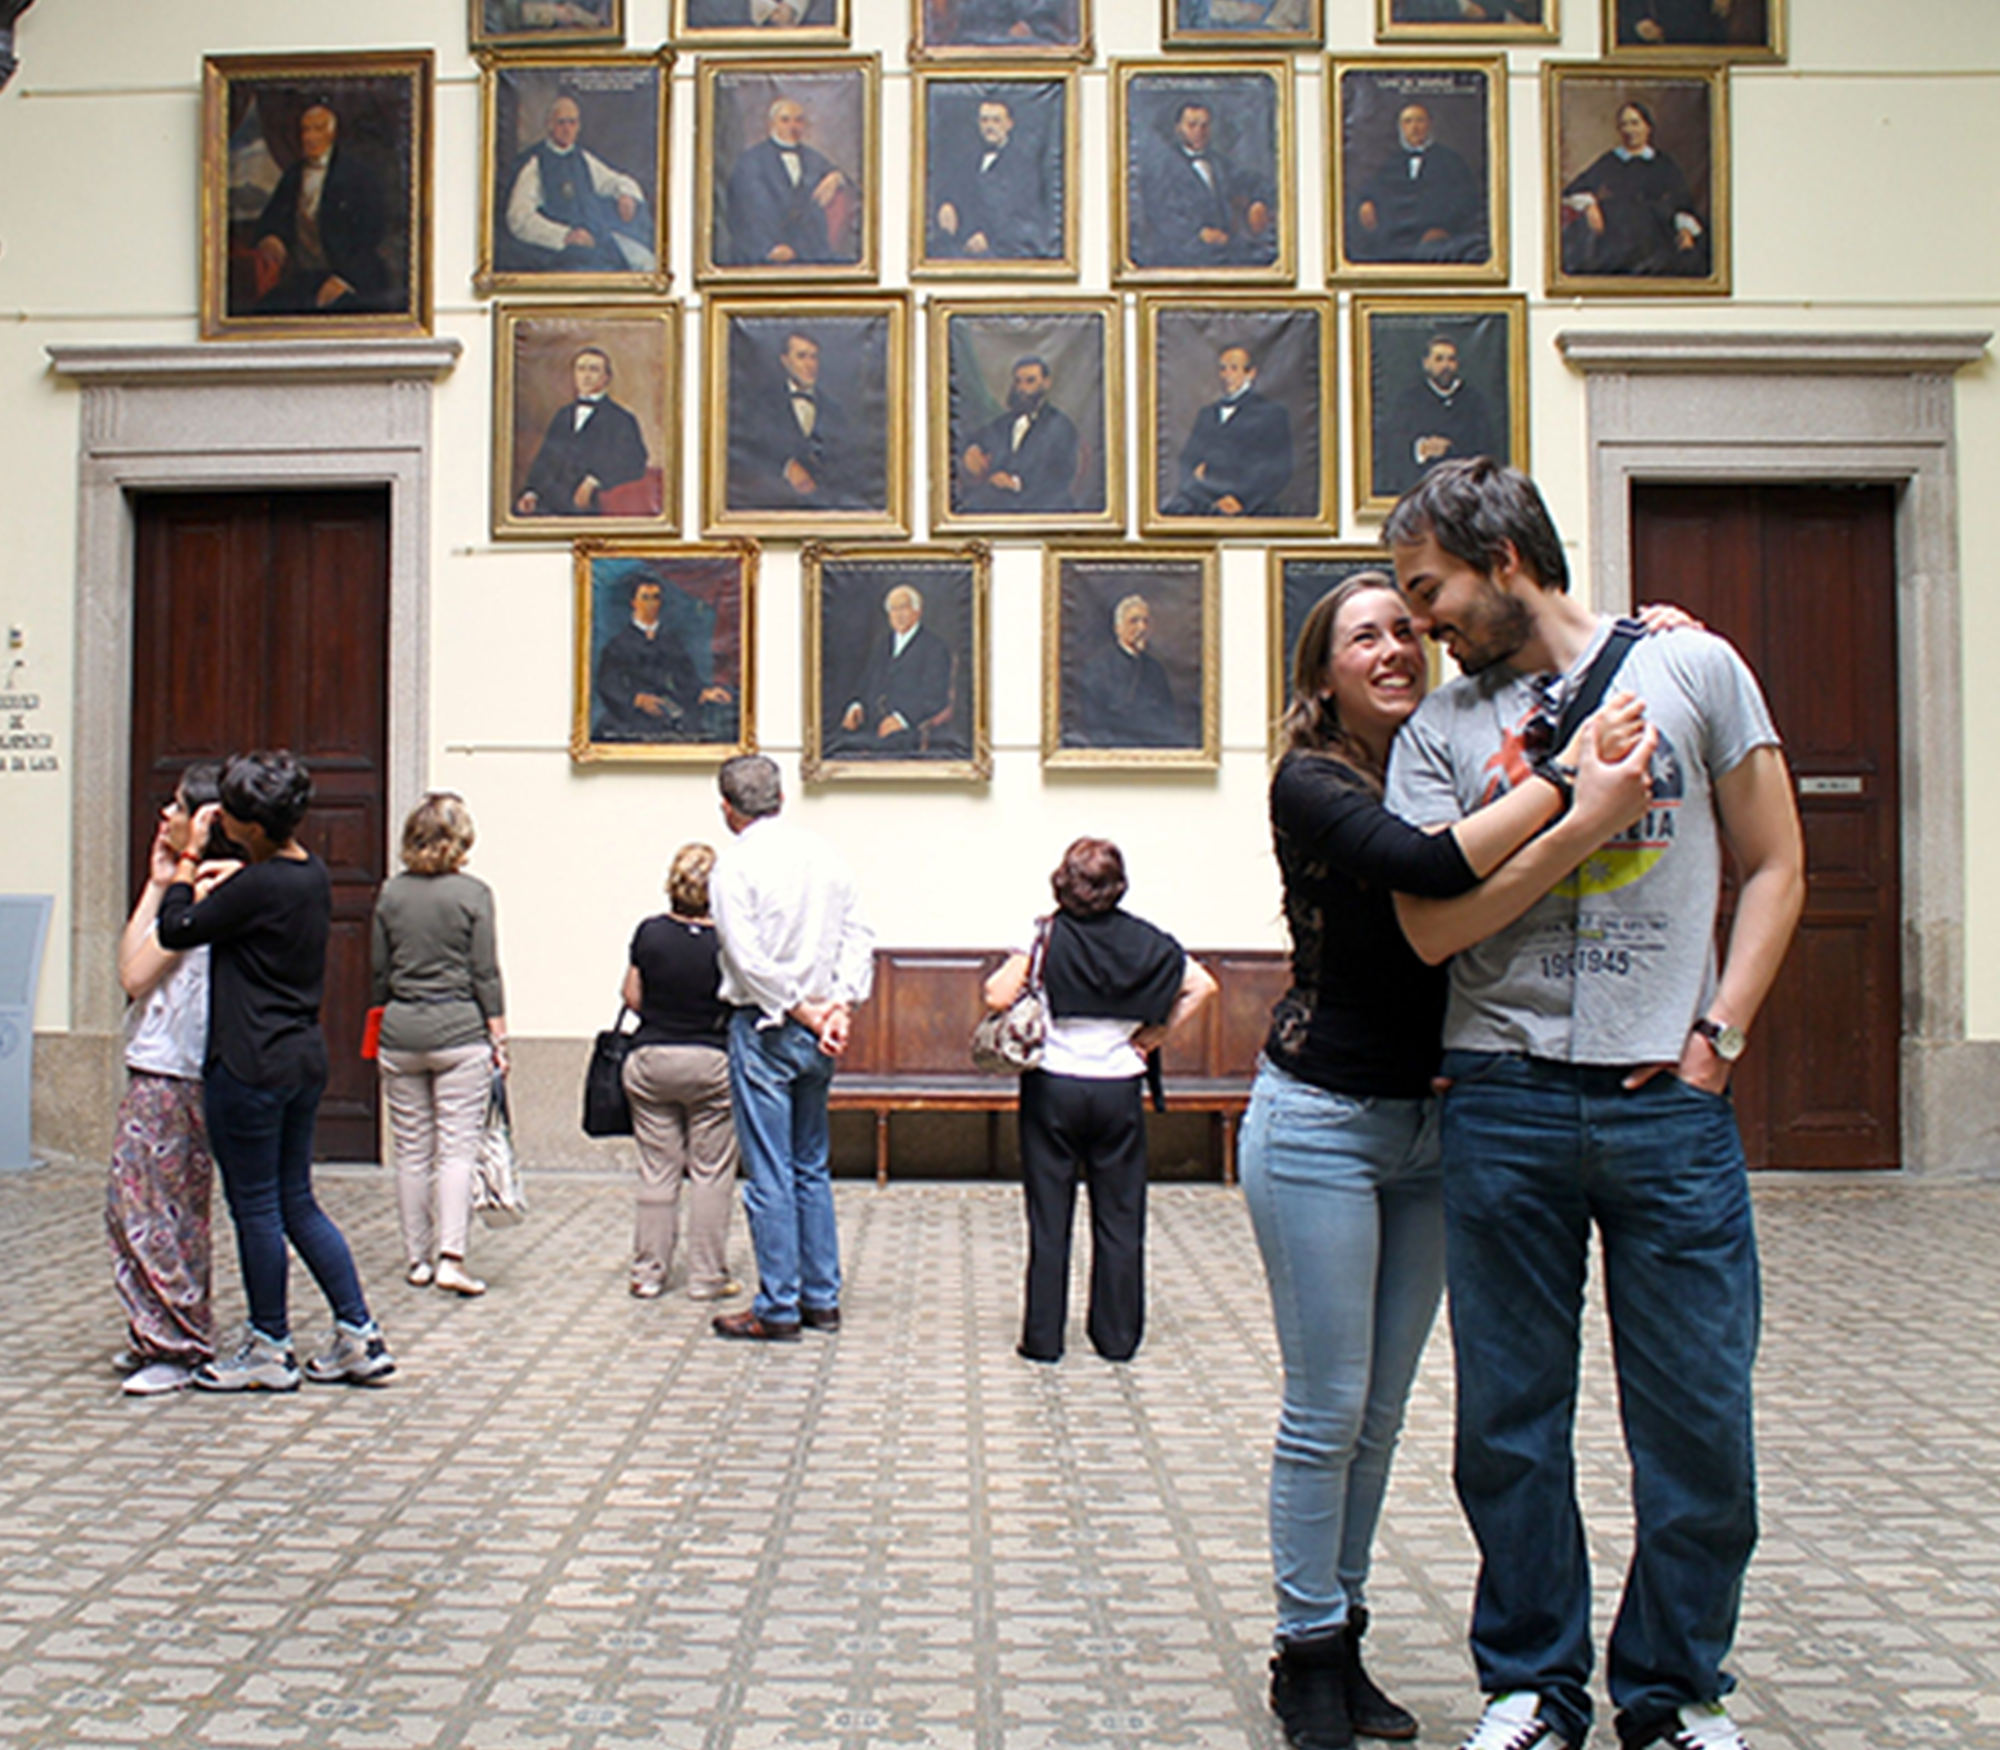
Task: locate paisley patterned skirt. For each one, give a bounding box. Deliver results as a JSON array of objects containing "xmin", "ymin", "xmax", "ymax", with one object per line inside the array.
[{"xmin": 105, "ymin": 1071, "xmax": 215, "ymax": 1365}]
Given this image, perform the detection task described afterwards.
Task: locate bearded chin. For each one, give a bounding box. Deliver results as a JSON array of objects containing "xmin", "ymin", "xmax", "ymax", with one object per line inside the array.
[
  {"xmin": 1008, "ymin": 389, "xmax": 1046, "ymax": 416},
  {"xmin": 1456, "ymin": 593, "xmax": 1534, "ymax": 675}
]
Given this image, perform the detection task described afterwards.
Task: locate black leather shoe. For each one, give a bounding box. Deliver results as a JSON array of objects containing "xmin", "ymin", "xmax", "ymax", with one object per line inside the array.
[
  {"xmin": 712, "ymin": 1310, "xmax": 800, "ymax": 1342},
  {"xmin": 799, "ymin": 1305, "xmax": 841, "ymax": 1331}
]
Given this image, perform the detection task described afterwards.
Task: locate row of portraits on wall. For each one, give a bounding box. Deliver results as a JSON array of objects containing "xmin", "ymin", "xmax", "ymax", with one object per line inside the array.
[
  {"xmin": 570, "ymin": 537, "xmax": 1417, "ymax": 774},
  {"xmin": 199, "ymin": 49, "xmax": 1733, "ymax": 338},
  {"xmin": 472, "ymin": 0, "xmax": 1787, "ymax": 57},
  {"xmin": 492, "ymin": 292, "xmax": 1528, "ymax": 540}
]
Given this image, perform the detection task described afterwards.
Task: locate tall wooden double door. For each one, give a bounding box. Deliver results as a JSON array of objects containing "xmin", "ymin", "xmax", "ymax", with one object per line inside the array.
[{"xmin": 129, "ymin": 489, "xmax": 390, "ymax": 1160}]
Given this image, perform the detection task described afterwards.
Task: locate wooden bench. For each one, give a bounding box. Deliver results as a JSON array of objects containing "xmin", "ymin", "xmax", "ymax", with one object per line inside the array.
[{"xmin": 830, "ymin": 948, "xmax": 1289, "ymax": 1186}]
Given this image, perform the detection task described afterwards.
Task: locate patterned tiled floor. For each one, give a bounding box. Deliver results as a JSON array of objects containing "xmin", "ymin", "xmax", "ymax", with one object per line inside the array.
[{"xmin": 3, "ymin": 1161, "xmax": 1998, "ymax": 1749}]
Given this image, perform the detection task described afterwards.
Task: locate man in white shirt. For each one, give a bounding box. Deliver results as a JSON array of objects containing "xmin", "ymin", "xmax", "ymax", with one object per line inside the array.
[
  {"xmin": 502, "ymin": 93, "xmax": 657, "ymax": 275},
  {"xmin": 709, "ymin": 756, "xmax": 874, "ymax": 1340}
]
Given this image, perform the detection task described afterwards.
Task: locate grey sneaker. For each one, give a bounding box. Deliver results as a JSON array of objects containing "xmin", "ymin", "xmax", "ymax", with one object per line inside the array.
[
  {"xmin": 192, "ymin": 1329, "xmax": 300, "ymax": 1393},
  {"xmin": 303, "ymin": 1320, "xmax": 397, "ymax": 1386}
]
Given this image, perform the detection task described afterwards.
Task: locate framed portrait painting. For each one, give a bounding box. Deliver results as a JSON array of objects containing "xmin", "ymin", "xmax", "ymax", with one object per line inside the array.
[
  {"xmin": 1162, "ymin": 0, "xmax": 1323, "ymax": 50},
  {"xmin": 572, "ymin": 541, "xmax": 756, "ymax": 763},
  {"xmin": 472, "ymin": 0, "xmax": 624, "ymax": 50},
  {"xmin": 1351, "ymin": 293, "xmax": 1526, "ymax": 515},
  {"xmin": 673, "ymin": 0, "xmax": 850, "ymax": 49},
  {"xmin": 476, "ymin": 52, "xmax": 669, "ymax": 296},
  {"xmin": 1138, "ymin": 294, "xmax": 1333, "ymax": 537},
  {"xmin": 1112, "ymin": 60, "xmax": 1295, "ymax": 285},
  {"xmin": 200, "ymin": 51, "xmax": 433, "ymax": 341},
  {"xmin": 1330, "ymin": 56, "xmax": 1506, "ymax": 285},
  {"xmin": 695, "ymin": 55, "xmax": 880, "ymax": 284},
  {"xmin": 929, "ymin": 297, "xmax": 1122, "ymax": 537},
  {"xmin": 1545, "ymin": 63, "xmax": 1729, "ymax": 296},
  {"xmin": 1375, "ymin": 0, "xmax": 1556, "ymax": 41},
  {"xmin": 1267, "ymin": 547, "xmax": 1433, "ymax": 755},
  {"xmin": 492, "ymin": 303, "xmax": 680, "ymax": 540},
  {"xmin": 802, "ymin": 543, "xmax": 991, "ymax": 781},
  {"xmin": 1606, "ymin": 0, "xmax": 1782, "ymax": 60},
  {"xmin": 703, "ymin": 293, "xmax": 911, "ymax": 539},
  {"xmin": 911, "ymin": 69, "xmax": 1079, "ymax": 279},
  {"xmin": 911, "ymin": 0, "xmax": 1091, "ymax": 63},
  {"xmin": 1043, "ymin": 547, "xmax": 1219, "ymax": 769}
]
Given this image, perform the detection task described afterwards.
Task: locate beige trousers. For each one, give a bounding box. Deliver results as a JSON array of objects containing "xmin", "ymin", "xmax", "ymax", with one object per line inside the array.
[
  {"xmin": 622, "ymin": 1043, "xmax": 738, "ymax": 1294},
  {"xmin": 380, "ymin": 1042, "xmax": 491, "ymax": 1267}
]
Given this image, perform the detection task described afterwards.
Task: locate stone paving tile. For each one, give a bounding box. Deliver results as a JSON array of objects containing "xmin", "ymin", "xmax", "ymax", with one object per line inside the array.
[{"xmin": 3, "ymin": 1162, "xmax": 1999, "ymax": 1748}]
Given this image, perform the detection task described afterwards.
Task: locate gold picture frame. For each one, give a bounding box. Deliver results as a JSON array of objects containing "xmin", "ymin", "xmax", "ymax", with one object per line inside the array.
[
  {"xmin": 1544, "ymin": 61, "xmax": 1730, "ymax": 297},
  {"xmin": 200, "ymin": 51, "xmax": 433, "ymax": 342},
  {"xmin": 491, "ymin": 302, "xmax": 682, "ymax": 541},
  {"xmin": 1351, "ymin": 292, "xmax": 1528, "ymax": 516},
  {"xmin": 672, "ymin": 0, "xmax": 851, "ymax": 50},
  {"xmin": 911, "ymin": 68, "xmax": 1081, "ymax": 280},
  {"xmin": 571, "ymin": 539, "xmax": 758, "ymax": 764},
  {"xmin": 1162, "ymin": 0, "xmax": 1324, "ymax": 50},
  {"xmin": 694, "ymin": 53, "xmax": 881, "ymax": 285},
  {"xmin": 910, "ymin": 0, "xmax": 1093, "ymax": 63},
  {"xmin": 1138, "ymin": 292, "xmax": 1335, "ymax": 538},
  {"xmin": 1329, "ymin": 55, "xmax": 1507, "ymax": 286},
  {"xmin": 1376, "ymin": 0, "xmax": 1557, "ymax": 43},
  {"xmin": 1042, "ymin": 545, "xmax": 1220, "ymax": 769},
  {"xmin": 1604, "ymin": 0, "xmax": 1783, "ymax": 62},
  {"xmin": 1111, "ymin": 58, "xmax": 1296, "ymax": 286},
  {"xmin": 928, "ymin": 297, "xmax": 1124, "ymax": 537},
  {"xmin": 702, "ymin": 292, "xmax": 912, "ymax": 540},
  {"xmin": 475, "ymin": 50, "xmax": 670, "ymax": 297},
  {"xmin": 471, "ymin": 0, "xmax": 625, "ymax": 51},
  {"xmin": 801, "ymin": 541, "xmax": 992, "ymax": 782}
]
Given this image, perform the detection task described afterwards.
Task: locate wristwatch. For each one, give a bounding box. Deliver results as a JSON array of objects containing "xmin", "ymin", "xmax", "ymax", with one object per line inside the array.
[
  {"xmin": 1530, "ymin": 755, "xmax": 1577, "ymax": 816},
  {"xmin": 1692, "ymin": 1016, "xmax": 1748, "ymax": 1062}
]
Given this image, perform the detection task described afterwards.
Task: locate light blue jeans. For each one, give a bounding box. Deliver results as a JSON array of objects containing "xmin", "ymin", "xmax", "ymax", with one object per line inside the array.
[
  {"xmin": 1239, "ymin": 1062, "xmax": 1446, "ymax": 1640},
  {"xmin": 727, "ymin": 1011, "xmax": 840, "ymax": 1325}
]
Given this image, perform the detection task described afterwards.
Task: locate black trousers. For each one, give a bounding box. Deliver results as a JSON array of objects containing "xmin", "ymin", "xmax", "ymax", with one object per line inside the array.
[{"xmin": 1017, "ymin": 1070, "xmax": 1148, "ymax": 1362}]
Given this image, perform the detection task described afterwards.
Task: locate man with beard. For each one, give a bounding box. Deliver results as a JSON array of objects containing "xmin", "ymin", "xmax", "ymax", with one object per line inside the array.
[
  {"xmin": 1162, "ymin": 344, "xmax": 1293, "ymax": 518},
  {"xmin": 594, "ymin": 574, "xmax": 733, "ymax": 743},
  {"xmin": 721, "ymin": 96, "xmax": 857, "ymax": 266},
  {"xmin": 515, "ymin": 346, "xmax": 650, "ymax": 517},
  {"xmin": 931, "ymin": 95, "xmax": 1052, "ymax": 262},
  {"xmin": 955, "ymin": 356, "xmax": 1079, "ymax": 516},
  {"xmin": 1132, "ymin": 100, "xmax": 1277, "ymax": 270},
  {"xmin": 1349, "ymin": 101, "xmax": 1487, "ymax": 266},
  {"xmin": 1073, "ymin": 594, "xmax": 1188, "ymax": 749},
  {"xmin": 501, "ymin": 93, "xmax": 657, "ymax": 275},
  {"xmin": 1382, "ymin": 457, "xmax": 1802, "ymax": 1750},
  {"xmin": 837, "ymin": 585, "xmax": 955, "ymax": 756},
  {"xmin": 1373, "ymin": 334, "xmax": 1498, "ymax": 500}
]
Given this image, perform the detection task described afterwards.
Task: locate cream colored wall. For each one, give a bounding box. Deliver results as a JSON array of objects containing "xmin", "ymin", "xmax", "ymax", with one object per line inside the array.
[{"xmin": 0, "ymin": 0, "xmax": 1996, "ymax": 1039}]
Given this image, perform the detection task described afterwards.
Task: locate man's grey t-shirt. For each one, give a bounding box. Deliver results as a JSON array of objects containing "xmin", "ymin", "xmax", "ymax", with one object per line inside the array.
[{"xmin": 1384, "ymin": 621, "xmax": 1780, "ymax": 1067}]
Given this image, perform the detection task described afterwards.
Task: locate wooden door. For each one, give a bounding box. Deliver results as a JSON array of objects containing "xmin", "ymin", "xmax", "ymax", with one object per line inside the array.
[
  {"xmin": 130, "ymin": 490, "xmax": 390, "ymax": 1160},
  {"xmin": 1631, "ymin": 483, "xmax": 1900, "ymax": 1169}
]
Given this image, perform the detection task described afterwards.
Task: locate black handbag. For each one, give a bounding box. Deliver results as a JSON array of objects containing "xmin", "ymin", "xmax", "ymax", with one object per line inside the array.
[{"xmin": 582, "ymin": 1007, "xmax": 641, "ymax": 1138}]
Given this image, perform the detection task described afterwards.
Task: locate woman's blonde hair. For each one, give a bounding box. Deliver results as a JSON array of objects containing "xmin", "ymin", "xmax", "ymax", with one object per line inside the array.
[
  {"xmin": 667, "ymin": 841, "xmax": 717, "ymax": 917},
  {"xmin": 401, "ymin": 792, "xmax": 476, "ymax": 876}
]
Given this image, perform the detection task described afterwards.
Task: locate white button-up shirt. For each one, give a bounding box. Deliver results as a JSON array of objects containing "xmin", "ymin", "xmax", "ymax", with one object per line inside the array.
[{"xmin": 712, "ymin": 814, "xmax": 875, "ymax": 1027}]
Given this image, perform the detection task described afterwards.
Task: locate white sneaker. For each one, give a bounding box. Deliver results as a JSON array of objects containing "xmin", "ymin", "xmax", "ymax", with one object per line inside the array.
[
  {"xmin": 303, "ymin": 1320, "xmax": 397, "ymax": 1386},
  {"xmin": 1458, "ymin": 1693, "xmax": 1568, "ymax": 1750},
  {"xmin": 192, "ymin": 1328, "xmax": 300, "ymax": 1393},
  {"xmin": 122, "ymin": 1360, "xmax": 193, "ymax": 1396},
  {"xmin": 1657, "ymin": 1703, "xmax": 1751, "ymax": 1750}
]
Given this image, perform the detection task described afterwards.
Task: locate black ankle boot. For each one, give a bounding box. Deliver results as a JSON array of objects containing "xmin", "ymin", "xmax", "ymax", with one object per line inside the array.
[
  {"xmin": 1270, "ymin": 1628, "xmax": 1354, "ymax": 1750},
  {"xmin": 1343, "ymin": 1607, "xmax": 1419, "ymax": 1741}
]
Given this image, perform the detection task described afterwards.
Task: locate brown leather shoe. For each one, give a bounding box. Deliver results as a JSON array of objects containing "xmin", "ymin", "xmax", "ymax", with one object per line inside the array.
[
  {"xmin": 799, "ymin": 1305, "xmax": 841, "ymax": 1331},
  {"xmin": 712, "ymin": 1309, "xmax": 800, "ymax": 1342}
]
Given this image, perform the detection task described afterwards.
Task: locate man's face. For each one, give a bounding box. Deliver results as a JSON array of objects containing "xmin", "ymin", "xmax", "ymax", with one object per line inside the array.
[
  {"xmin": 1218, "ymin": 349, "xmax": 1254, "ymax": 396},
  {"xmin": 633, "ymin": 582, "xmax": 663, "ymax": 627},
  {"xmin": 885, "ymin": 589, "xmax": 920, "ymax": 635},
  {"xmin": 1392, "ymin": 532, "xmax": 1532, "ymax": 676},
  {"xmin": 1176, "ymin": 108, "xmax": 1212, "ymax": 153},
  {"xmin": 548, "ymin": 98, "xmax": 582, "ymax": 149},
  {"xmin": 1008, "ymin": 362, "xmax": 1049, "ymax": 413},
  {"xmin": 1116, "ymin": 599, "xmax": 1151, "ymax": 654},
  {"xmin": 782, "ymin": 336, "xmax": 820, "ymax": 387},
  {"xmin": 977, "ymin": 103, "xmax": 1014, "ymax": 148},
  {"xmin": 299, "ymin": 106, "xmax": 337, "ymax": 160},
  {"xmin": 770, "ymin": 101, "xmax": 808, "ymax": 146},
  {"xmin": 1398, "ymin": 105, "xmax": 1433, "ymax": 150},
  {"xmin": 1423, "ymin": 341, "xmax": 1460, "ymax": 389},
  {"xmin": 573, "ymin": 351, "xmax": 610, "ymax": 398}
]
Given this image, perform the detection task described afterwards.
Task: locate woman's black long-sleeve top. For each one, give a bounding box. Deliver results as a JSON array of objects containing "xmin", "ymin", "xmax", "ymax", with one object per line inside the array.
[{"xmin": 1262, "ymin": 751, "xmax": 1480, "ymax": 1099}]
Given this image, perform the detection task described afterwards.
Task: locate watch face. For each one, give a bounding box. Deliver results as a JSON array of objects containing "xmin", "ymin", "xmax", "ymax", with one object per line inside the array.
[{"xmin": 1700, "ymin": 1019, "xmax": 1747, "ymax": 1061}]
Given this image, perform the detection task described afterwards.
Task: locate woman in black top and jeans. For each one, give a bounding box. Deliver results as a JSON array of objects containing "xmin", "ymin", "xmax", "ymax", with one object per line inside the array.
[
  {"xmin": 157, "ymin": 751, "xmax": 393, "ymax": 1392},
  {"xmin": 1241, "ymin": 579, "xmax": 1653, "ymax": 1748},
  {"xmin": 621, "ymin": 842, "xmax": 740, "ymax": 1302}
]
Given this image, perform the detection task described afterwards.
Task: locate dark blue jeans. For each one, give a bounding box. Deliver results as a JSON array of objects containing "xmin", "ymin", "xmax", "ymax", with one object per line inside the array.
[
  {"xmin": 204, "ymin": 1063, "xmax": 369, "ymax": 1343},
  {"xmin": 1439, "ymin": 1052, "xmax": 1759, "ymax": 1746}
]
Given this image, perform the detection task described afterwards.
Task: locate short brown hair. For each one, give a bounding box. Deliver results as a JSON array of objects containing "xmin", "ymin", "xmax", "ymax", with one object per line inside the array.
[
  {"xmin": 401, "ymin": 792, "xmax": 475, "ymax": 876},
  {"xmin": 1050, "ymin": 836, "xmax": 1127, "ymax": 918},
  {"xmin": 666, "ymin": 841, "xmax": 717, "ymax": 917}
]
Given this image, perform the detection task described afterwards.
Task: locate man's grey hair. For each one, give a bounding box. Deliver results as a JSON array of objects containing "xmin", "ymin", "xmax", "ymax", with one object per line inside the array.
[
  {"xmin": 718, "ymin": 753, "xmax": 784, "ymax": 819},
  {"xmin": 1113, "ymin": 592, "xmax": 1150, "ymax": 629},
  {"xmin": 886, "ymin": 584, "xmax": 923, "ymax": 614}
]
